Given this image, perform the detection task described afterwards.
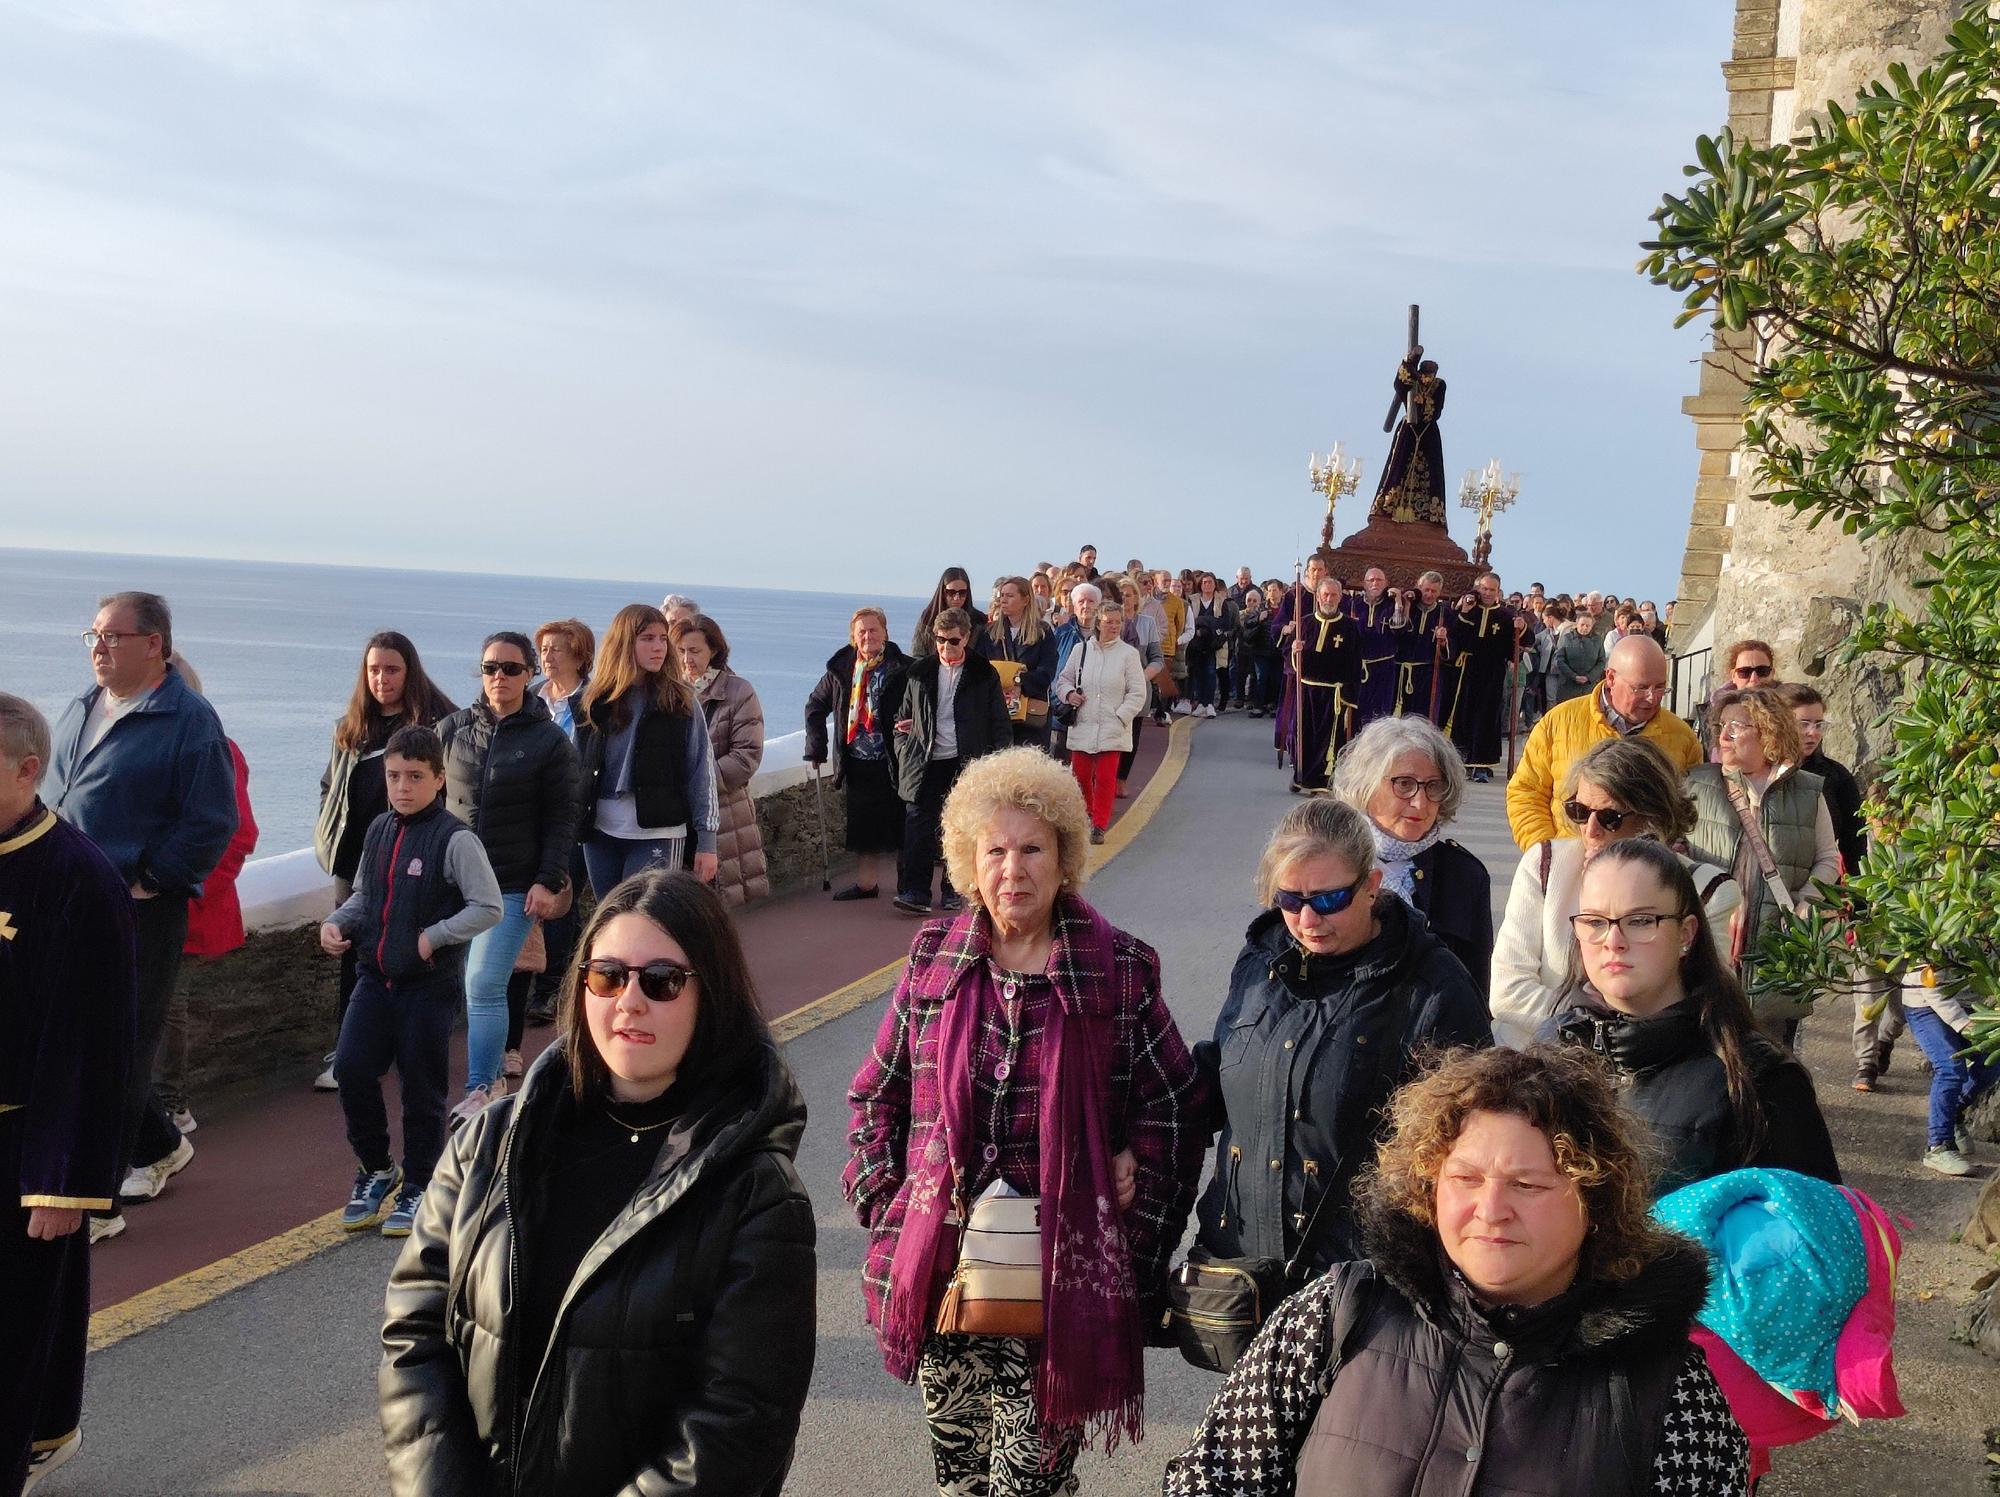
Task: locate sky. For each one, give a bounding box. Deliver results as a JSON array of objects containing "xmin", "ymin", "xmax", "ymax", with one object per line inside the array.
[{"xmin": 0, "ymin": 1, "xmax": 1734, "ymax": 602}]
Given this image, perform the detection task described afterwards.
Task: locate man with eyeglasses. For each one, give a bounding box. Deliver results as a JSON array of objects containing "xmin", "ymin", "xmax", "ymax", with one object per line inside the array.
[
  {"xmin": 890, "ymin": 610, "xmax": 1011, "ymax": 916},
  {"xmin": 48, "ymin": 592, "xmax": 237, "ymax": 1243},
  {"xmin": 1506, "ymin": 633, "xmax": 1702, "ymax": 851}
]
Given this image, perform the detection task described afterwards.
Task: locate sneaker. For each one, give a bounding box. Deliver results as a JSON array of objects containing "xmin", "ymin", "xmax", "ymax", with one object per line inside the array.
[
  {"xmin": 939, "ymin": 893, "xmax": 965, "ymax": 914},
  {"xmin": 88, "ymin": 1212, "xmax": 125, "ymax": 1245},
  {"xmin": 891, "ymin": 895, "xmax": 931, "ymax": 917},
  {"xmin": 1472, "ymin": 768, "xmax": 1493, "ymax": 784},
  {"xmin": 171, "ymin": 1106, "xmax": 197, "ymax": 1135},
  {"xmin": 1921, "ymin": 1145, "xmax": 1974, "ymax": 1177},
  {"xmin": 1089, "ymin": 827, "xmax": 1107, "ymax": 845},
  {"xmin": 1851, "ymin": 1067, "xmax": 1876, "ymax": 1093},
  {"xmin": 448, "ymin": 1082, "xmax": 503, "ymax": 1132},
  {"xmin": 503, "ymin": 1049, "xmax": 526, "ymax": 1082},
  {"xmin": 341, "ymin": 1165, "xmax": 403, "ymax": 1230},
  {"xmin": 381, "ymin": 1183, "xmax": 425, "ymax": 1238},
  {"xmin": 23, "ymin": 1429, "xmax": 81, "ymax": 1493},
  {"xmin": 313, "ymin": 1053, "xmax": 339, "ymax": 1092},
  {"xmin": 120, "ymin": 1136, "xmax": 194, "ymax": 1203}
]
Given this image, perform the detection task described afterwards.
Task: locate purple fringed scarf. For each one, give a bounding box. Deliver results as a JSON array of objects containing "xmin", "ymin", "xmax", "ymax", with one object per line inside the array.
[{"xmin": 878, "ymin": 899, "xmax": 1146, "ymax": 1451}]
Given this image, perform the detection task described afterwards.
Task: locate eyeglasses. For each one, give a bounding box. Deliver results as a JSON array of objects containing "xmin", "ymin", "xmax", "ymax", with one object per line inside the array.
[
  {"xmin": 1563, "ymin": 800, "xmax": 1637, "ymax": 832},
  {"xmin": 1716, "ymin": 722, "xmax": 1757, "ymax": 741},
  {"xmin": 480, "ymin": 660, "xmax": 531, "ymax": 677},
  {"xmin": 1273, "ymin": 872, "xmax": 1368, "ymax": 917},
  {"xmin": 1569, "ymin": 911, "xmax": 1682, "ymax": 944},
  {"xmin": 1732, "ymin": 665, "xmax": 1774, "ymax": 680},
  {"xmin": 582, "ymin": 958, "xmax": 694, "ymax": 1003},
  {"xmin": 81, "ymin": 629, "xmax": 148, "ymax": 649},
  {"xmin": 933, "ymin": 635, "xmax": 966, "ymax": 647},
  {"xmin": 1388, "ymin": 775, "xmax": 1449, "ymax": 803}
]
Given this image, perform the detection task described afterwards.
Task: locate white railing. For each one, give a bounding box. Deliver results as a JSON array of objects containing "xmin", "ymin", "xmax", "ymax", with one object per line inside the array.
[{"xmin": 237, "ymin": 730, "xmax": 816, "ymax": 933}]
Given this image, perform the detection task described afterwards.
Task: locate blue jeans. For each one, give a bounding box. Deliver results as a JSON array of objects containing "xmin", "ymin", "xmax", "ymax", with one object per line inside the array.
[
  {"xmin": 583, "ymin": 832, "xmax": 687, "ymax": 903},
  {"xmin": 463, "ymin": 892, "xmax": 531, "ymax": 1092},
  {"xmin": 1907, "ymin": 1007, "xmax": 1996, "ymax": 1148}
]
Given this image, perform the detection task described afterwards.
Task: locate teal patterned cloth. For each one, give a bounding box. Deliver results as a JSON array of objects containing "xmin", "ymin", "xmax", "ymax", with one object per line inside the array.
[{"xmin": 1654, "ymin": 1167, "xmax": 1866, "ymax": 1410}]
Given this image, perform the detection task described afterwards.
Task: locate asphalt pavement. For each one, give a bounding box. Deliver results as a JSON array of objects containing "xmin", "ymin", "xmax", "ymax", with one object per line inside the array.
[{"xmin": 81, "ymin": 713, "xmax": 1942, "ymax": 1495}]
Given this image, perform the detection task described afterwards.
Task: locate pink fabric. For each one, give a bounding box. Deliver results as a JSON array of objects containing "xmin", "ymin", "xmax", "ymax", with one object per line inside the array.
[
  {"xmin": 1830, "ymin": 1186, "xmax": 1905, "ymax": 1422},
  {"xmin": 1691, "ymin": 1327, "xmax": 1832, "ymax": 1450}
]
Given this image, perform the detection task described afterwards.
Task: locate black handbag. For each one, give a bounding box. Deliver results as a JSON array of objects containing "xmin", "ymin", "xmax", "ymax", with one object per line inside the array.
[
  {"xmin": 1050, "ymin": 642, "xmax": 1084, "ymax": 728},
  {"xmin": 1162, "ymin": 1184, "xmax": 1339, "ymax": 1374}
]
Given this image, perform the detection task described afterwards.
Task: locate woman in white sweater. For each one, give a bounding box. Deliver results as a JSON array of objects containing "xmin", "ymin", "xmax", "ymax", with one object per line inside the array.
[
  {"xmin": 1490, "ymin": 737, "xmax": 1739, "ymax": 1047},
  {"xmin": 1053, "ymin": 599, "xmax": 1149, "ymax": 844}
]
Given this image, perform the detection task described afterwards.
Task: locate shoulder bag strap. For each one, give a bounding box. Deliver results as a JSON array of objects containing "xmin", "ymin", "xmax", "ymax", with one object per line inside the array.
[{"xmin": 1721, "ymin": 776, "xmax": 1796, "ymax": 912}]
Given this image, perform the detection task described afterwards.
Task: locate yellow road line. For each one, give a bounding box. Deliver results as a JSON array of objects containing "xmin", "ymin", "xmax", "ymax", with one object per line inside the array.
[
  {"xmin": 89, "ymin": 1210, "xmax": 351, "ymax": 1351},
  {"xmin": 86, "ymin": 719, "xmax": 1199, "ymax": 1350}
]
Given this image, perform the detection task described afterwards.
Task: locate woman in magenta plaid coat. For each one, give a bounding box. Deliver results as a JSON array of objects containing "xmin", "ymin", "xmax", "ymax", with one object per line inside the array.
[{"xmin": 845, "ymin": 747, "xmax": 1206, "ymax": 1496}]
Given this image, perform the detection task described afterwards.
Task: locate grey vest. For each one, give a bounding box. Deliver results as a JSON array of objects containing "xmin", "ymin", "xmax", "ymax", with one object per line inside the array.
[{"xmin": 1684, "ymin": 765, "xmax": 1823, "ymax": 944}]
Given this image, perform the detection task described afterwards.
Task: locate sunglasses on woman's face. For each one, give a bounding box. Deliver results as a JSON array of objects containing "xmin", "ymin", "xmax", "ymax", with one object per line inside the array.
[
  {"xmin": 582, "ymin": 958, "xmax": 694, "ymax": 1003},
  {"xmin": 1563, "ymin": 800, "xmax": 1634, "ymax": 831},
  {"xmin": 1732, "ymin": 664, "xmax": 1773, "ymax": 680},
  {"xmin": 480, "ymin": 660, "xmax": 530, "ymax": 677},
  {"xmin": 1272, "ymin": 873, "xmax": 1367, "ymax": 917}
]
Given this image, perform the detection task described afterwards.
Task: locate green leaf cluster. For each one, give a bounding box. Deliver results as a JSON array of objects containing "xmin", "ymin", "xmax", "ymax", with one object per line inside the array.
[{"xmin": 1642, "ymin": 1, "xmax": 2000, "ymax": 1058}]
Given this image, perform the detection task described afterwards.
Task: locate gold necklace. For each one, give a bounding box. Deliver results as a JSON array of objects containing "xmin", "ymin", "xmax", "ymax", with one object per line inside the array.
[{"xmin": 604, "ymin": 1109, "xmax": 676, "ymax": 1144}]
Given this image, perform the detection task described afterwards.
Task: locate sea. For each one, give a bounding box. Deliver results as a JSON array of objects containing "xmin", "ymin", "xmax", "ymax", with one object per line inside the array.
[{"xmin": 2, "ymin": 547, "xmax": 925, "ymax": 853}]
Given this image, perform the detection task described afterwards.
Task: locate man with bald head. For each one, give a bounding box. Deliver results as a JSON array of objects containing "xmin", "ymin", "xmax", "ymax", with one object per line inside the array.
[
  {"xmin": 1505, "ymin": 632, "xmax": 1703, "ymax": 849},
  {"xmin": 1347, "ymin": 566, "xmax": 1405, "ymax": 731}
]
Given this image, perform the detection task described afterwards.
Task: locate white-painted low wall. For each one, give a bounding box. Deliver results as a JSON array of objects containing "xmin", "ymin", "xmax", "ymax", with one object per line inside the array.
[{"xmin": 237, "ymin": 729, "xmax": 819, "ymax": 933}]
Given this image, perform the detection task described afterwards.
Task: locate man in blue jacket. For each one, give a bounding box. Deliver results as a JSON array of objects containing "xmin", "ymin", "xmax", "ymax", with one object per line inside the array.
[{"xmin": 49, "ymin": 591, "xmax": 237, "ymax": 1243}]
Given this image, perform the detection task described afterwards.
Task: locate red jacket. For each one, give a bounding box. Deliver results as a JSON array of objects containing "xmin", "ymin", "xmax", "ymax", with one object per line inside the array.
[{"xmin": 184, "ymin": 740, "xmax": 258, "ymax": 958}]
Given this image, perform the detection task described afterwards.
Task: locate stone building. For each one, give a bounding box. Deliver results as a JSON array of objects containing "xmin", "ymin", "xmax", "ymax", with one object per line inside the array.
[{"xmin": 1668, "ymin": 0, "xmax": 1958, "ymax": 766}]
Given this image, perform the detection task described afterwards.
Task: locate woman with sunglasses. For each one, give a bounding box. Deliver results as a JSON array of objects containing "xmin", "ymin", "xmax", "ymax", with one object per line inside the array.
[
  {"xmin": 438, "ymin": 631, "xmax": 580, "ymax": 1125},
  {"xmin": 381, "ymin": 869, "xmax": 815, "ymax": 1496},
  {"xmin": 1491, "ymin": 738, "xmax": 1740, "ymax": 1047},
  {"xmin": 910, "ymin": 567, "xmax": 987, "ymax": 661},
  {"xmin": 1189, "ymin": 797, "xmax": 1489, "ymax": 1291},
  {"xmin": 1332, "ymin": 716, "xmax": 1491, "ymax": 997},
  {"xmin": 1548, "ymin": 838, "xmax": 1838, "ymax": 1192},
  {"xmin": 1685, "ymin": 685, "xmax": 1839, "ymax": 1042},
  {"xmin": 1704, "ymin": 639, "xmax": 1778, "ymax": 760}
]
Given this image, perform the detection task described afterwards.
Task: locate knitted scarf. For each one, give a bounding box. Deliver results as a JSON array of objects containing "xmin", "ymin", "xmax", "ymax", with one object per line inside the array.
[
  {"xmin": 1371, "ymin": 821, "xmax": 1445, "ymax": 902},
  {"xmin": 846, "ymin": 652, "xmax": 882, "ymax": 745},
  {"xmin": 878, "ymin": 900, "xmax": 1144, "ymax": 1451}
]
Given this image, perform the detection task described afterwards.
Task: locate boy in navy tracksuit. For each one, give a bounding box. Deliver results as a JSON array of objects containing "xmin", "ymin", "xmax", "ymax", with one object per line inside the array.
[{"xmin": 319, "ymin": 727, "xmax": 500, "ymax": 1236}]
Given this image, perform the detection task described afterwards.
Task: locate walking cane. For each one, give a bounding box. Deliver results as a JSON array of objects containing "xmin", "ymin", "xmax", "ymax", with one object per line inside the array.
[
  {"xmin": 1505, "ymin": 659, "xmax": 1522, "ymax": 780},
  {"xmin": 809, "ymin": 763, "xmax": 832, "ymax": 891},
  {"xmin": 1426, "ymin": 634, "xmax": 1444, "ymax": 725}
]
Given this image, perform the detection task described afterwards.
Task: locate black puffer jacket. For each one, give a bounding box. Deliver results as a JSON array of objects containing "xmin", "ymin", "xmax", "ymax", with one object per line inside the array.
[
  {"xmin": 380, "ymin": 1038, "xmax": 816, "ymax": 1497},
  {"xmin": 437, "ymin": 694, "xmax": 579, "ymax": 894},
  {"xmin": 1193, "ymin": 895, "xmax": 1491, "ymax": 1276},
  {"xmin": 1405, "ymin": 838, "xmax": 1494, "ymax": 1000},
  {"xmin": 1549, "ymin": 995, "xmax": 1840, "ymax": 1193}
]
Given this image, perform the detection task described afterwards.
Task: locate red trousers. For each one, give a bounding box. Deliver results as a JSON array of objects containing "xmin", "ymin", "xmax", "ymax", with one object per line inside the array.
[{"xmin": 1071, "ymin": 751, "xmax": 1119, "ymax": 830}]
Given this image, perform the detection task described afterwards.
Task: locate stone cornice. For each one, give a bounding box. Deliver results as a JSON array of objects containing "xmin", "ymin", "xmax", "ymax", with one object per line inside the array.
[{"xmin": 1722, "ymin": 56, "xmax": 1797, "ymax": 90}]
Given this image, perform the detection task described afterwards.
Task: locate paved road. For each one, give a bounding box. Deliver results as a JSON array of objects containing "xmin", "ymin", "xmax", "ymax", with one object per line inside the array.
[{"xmin": 48, "ymin": 713, "xmax": 1334, "ymax": 1494}]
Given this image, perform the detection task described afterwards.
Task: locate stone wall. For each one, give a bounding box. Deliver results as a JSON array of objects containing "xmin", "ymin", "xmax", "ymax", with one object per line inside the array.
[{"xmin": 1671, "ymin": 0, "xmax": 1958, "ymax": 772}]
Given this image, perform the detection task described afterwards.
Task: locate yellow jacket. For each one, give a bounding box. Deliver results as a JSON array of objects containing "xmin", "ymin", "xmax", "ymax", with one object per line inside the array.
[
  {"xmin": 1505, "ymin": 690, "xmax": 1703, "ymax": 850},
  {"xmin": 1159, "ymin": 593, "xmax": 1187, "ymax": 658}
]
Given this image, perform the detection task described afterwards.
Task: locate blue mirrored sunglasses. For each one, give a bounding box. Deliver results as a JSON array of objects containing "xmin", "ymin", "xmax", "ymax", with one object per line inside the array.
[{"xmin": 1272, "ymin": 874, "xmax": 1366, "ymax": 917}]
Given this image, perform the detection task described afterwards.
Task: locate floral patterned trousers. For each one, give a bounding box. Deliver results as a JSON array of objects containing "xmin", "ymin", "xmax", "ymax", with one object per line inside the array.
[{"xmin": 917, "ymin": 1334, "xmax": 1080, "ymax": 1497}]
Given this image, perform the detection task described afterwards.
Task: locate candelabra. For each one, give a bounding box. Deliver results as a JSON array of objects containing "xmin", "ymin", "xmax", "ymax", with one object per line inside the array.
[
  {"xmin": 1308, "ymin": 442, "xmax": 1363, "ymax": 551},
  {"xmin": 1458, "ymin": 458, "xmax": 1520, "ymax": 570}
]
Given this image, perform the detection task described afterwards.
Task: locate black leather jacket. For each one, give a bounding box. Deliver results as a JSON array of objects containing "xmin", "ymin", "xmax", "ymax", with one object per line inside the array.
[{"xmin": 379, "ymin": 1038, "xmax": 816, "ymax": 1497}]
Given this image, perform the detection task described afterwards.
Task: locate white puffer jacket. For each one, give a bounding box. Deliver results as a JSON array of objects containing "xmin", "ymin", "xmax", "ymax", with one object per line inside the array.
[{"xmin": 1053, "ymin": 634, "xmax": 1149, "ymax": 755}]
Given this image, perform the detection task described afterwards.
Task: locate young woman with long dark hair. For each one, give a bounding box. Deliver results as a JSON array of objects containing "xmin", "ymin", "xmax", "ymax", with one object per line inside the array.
[
  {"xmin": 910, "ymin": 566, "xmax": 986, "ymax": 659},
  {"xmin": 1548, "ymin": 836, "xmax": 1839, "ymax": 1192},
  {"xmin": 312, "ymin": 631, "xmax": 456, "ymax": 1091},
  {"xmin": 381, "ymin": 870, "xmax": 815, "ymax": 1495},
  {"xmin": 575, "ymin": 604, "xmax": 720, "ymax": 899}
]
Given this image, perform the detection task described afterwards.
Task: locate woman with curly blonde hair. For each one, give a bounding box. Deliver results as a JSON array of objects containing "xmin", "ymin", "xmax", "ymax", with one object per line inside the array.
[
  {"xmin": 844, "ymin": 747, "xmax": 1205, "ymax": 1493},
  {"xmin": 1167, "ymin": 1044, "xmax": 1750, "ymax": 1497}
]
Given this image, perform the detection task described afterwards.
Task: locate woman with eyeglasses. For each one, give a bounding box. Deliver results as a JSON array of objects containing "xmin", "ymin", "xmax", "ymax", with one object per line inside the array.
[
  {"xmin": 910, "ymin": 567, "xmax": 987, "ymax": 661},
  {"xmin": 1685, "ymin": 685, "xmax": 1839, "ymax": 1042},
  {"xmin": 1189, "ymin": 797, "xmax": 1490, "ymax": 1293},
  {"xmin": 1548, "ymin": 838, "xmax": 1838, "ymax": 1192},
  {"xmin": 381, "ymin": 870, "xmax": 815, "ymax": 1497},
  {"xmin": 1331, "ymin": 716, "xmax": 1492, "ymax": 997},
  {"xmin": 438, "ymin": 631, "xmax": 580, "ymax": 1124},
  {"xmin": 1491, "ymin": 737, "xmax": 1740, "ymax": 1048}
]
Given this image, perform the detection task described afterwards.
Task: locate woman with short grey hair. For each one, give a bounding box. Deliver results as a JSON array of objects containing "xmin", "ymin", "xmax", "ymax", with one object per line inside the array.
[
  {"xmin": 1187, "ymin": 796, "xmax": 1490, "ymax": 1288},
  {"xmin": 1332, "ymin": 716, "xmax": 1491, "ymax": 997}
]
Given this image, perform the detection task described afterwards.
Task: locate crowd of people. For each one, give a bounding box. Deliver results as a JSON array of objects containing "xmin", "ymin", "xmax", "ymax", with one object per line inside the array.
[{"xmin": 0, "ymin": 560, "xmax": 1972, "ymax": 1496}]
